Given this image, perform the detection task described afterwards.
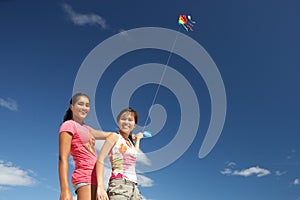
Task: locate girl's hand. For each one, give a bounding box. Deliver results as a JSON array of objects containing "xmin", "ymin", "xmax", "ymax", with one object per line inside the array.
[
  {"xmin": 135, "ymin": 132, "xmax": 144, "ymax": 140},
  {"xmin": 96, "ymin": 187, "xmax": 109, "ymax": 200},
  {"xmin": 59, "ymin": 190, "xmax": 72, "ymax": 200}
]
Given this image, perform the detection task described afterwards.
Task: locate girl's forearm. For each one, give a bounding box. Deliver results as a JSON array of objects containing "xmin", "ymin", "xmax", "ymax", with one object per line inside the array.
[
  {"xmin": 90, "ymin": 128, "xmax": 113, "ymax": 140},
  {"xmin": 59, "ymin": 159, "xmax": 70, "ymax": 191},
  {"xmin": 135, "ymin": 139, "xmax": 141, "ymax": 152},
  {"xmin": 96, "ymin": 161, "xmax": 105, "ymax": 189}
]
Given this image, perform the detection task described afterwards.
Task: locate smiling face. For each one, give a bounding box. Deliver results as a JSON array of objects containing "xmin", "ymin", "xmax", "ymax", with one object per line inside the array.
[
  {"xmin": 70, "ymin": 95, "xmax": 90, "ymax": 124},
  {"xmin": 118, "ymin": 111, "xmax": 137, "ymax": 135}
]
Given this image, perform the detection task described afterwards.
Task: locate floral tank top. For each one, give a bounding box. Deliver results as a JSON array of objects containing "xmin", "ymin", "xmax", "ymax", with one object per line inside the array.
[{"xmin": 109, "ymin": 134, "xmax": 138, "ymax": 183}]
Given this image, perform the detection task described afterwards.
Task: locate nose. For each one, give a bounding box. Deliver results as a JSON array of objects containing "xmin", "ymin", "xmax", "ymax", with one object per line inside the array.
[
  {"xmin": 123, "ymin": 119, "xmax": 131, "ymax": 124},
  {"xmin": 83, "ymin": 105, "xmax": 89, "ymax": 110}
]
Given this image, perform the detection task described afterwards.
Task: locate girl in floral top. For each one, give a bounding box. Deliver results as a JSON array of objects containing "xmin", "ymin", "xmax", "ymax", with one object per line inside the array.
[{"xmin": 96, "ymin": 108, "xmax": 144, "ymax": 200}]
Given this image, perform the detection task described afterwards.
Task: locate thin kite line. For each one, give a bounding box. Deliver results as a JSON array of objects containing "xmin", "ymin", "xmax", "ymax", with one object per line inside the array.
[{"xmin": 142, "ymin": 27, "xmax": 181, "ymax": 131}]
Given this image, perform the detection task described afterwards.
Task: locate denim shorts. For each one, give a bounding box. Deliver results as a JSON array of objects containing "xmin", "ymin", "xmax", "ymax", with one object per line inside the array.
[
  {"xmin": 72, "ymin": 182, "xmax": 89, "ymax": 193},
  {"xmin": 107, "ymin": 178, "xmax": 142, "ymax": 200}
]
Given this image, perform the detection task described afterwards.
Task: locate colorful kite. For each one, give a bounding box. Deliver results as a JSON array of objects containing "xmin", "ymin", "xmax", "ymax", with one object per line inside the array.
[{"xmin": 178, "ymin": 15, "xmax": 196, "ymax": 31}]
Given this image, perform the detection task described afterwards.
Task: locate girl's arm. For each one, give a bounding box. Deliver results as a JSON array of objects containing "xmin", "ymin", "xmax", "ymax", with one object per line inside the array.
[
  {"xmin": 59, "ymin": 132, "xmax": 73, "ymax": 200},
  {"xmin": 89, "ymin": 127, "xmax": 114, "ymax": 140},
  {"xmin": 133, "ymin": 132, "xmax": 144, "ymax": 152},
  {"xmin": 96, "ymin": 133, "xmax": 119, "ymax": 200}
]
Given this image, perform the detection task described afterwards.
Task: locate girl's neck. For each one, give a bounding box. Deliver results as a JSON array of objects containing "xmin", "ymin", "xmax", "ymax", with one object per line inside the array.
[
  {"xmin": 119, "ymin": 131, "xmax": 134, "ymax": 147},
  {"xmin": 73, "ymin": 117, "xmax": 83, "ymax": 125},
  {"xmin": 119, "ymin": 131, "xmax": 129, "ymax": 140}
]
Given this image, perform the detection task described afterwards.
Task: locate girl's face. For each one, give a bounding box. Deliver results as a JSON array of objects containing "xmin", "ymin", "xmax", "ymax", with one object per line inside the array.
[
  {"xmin": 118, "ymin": 111, "xmax": 136, "ymax": 135},
  {"xmin": 70, "ymin": 96, "xmax": 90, "ymax": 123}
]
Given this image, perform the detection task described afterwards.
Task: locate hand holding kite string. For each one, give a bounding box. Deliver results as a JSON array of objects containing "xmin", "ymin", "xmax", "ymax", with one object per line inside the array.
[
  {"xmin": 132, "ymin": 131, "xmax": 152, "ymax": 140},
  {"xmin": 178, "ymin": 15, "xmax": 196, "ymax": 31}
]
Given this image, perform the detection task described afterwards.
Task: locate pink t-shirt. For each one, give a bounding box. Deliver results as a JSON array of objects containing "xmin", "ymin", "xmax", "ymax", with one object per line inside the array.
[{"xmin": 59, "ymin": 120, "xmax": 97, "ymax": 185}]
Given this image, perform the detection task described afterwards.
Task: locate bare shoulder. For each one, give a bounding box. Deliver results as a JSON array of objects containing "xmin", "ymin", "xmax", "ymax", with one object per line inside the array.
[{"xmin": 106, "ymin": 132, "xmax": 119, "ymax": 144}]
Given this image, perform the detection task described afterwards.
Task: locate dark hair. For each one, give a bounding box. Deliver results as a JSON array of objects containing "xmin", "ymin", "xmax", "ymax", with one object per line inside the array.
[
  {"xmin": 117, "ymin": 107, "xmax": 138, "ymax": 144},
  {"xmin": 63, "ymin": 93, "xmax": 90, "ymax": 122},
  {"xmin": 117, "ymin": 107, "xmax": 138, "ymax": 124}
]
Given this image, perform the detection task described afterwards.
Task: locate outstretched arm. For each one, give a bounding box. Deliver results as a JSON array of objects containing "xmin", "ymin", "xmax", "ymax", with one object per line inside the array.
[
  {"xmin": 96, "ymin": 133, "xmax": 119, "ymax": 200},
  {"xmin": 59, "ymin": 132, "xmax": 73, "ymax": 200},
  {"xmin": 89, "ymin": 127, "xmax": 114, "ymax": 140}
]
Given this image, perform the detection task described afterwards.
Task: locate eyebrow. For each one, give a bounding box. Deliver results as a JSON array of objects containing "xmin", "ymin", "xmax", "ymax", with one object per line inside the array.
[{"xmin": 77, "ymin": 101, "xmax": 90, "ymax": 105}]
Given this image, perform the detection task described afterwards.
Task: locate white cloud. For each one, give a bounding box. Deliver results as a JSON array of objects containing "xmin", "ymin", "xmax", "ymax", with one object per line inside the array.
[
  {"xmin": 293, "ymin": 178, "xmax": 300, "ymax": 185},
  {"xmin": 226, "ymin": 162, "xmax": 236, "ymax": 167},
  {"xmin": 62, "ymin": 3, "xmax": 108, "ymax": 29},
  {"xmin": 0, "ymin": 160, "xmax": 37, "ymax": 187},
  {"xmin": 0, "ymin": 98, "xmax": 18, "ymax": 111},
  {"xmin": 137, "ymin": 174, "xmax": 153, "ymax": 187},
  {"xmin": 220, "ymin": 168, "xmax": 233, "ymax": 175},
  {"xmin": 221, "ymin": 161, "xmax": 236, "ymax": 175},
  {"xmin": 233, "ymin": 166, "xmax": 270, "ymax": 177},
  {"xmin": 137, "ymin": 150, "xmax": 151, "ymax": 166},
  {"xmin": 275, "ymin": 170, "xmax": 286, "ymax": 176},
  {"xmin": 221, "ymin": 166, "xmax": 270, "ymax": 177}
]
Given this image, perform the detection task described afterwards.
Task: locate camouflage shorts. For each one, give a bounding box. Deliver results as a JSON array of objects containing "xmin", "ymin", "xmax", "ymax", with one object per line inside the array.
[{"xmin": 107, "ymin": 178, "xmax": 143, "ymax": 200}]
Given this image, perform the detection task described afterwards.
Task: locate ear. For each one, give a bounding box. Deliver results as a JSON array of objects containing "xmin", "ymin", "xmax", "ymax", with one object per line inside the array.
[{"xmin": 69, "ymin": 104, "xmax": 73, "ymax": 111}]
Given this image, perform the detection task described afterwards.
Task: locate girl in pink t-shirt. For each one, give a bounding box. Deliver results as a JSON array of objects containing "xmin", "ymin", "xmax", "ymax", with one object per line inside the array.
[{"xmin": 58, "ymin": 93, "xmax": 113, "ymax": 200}]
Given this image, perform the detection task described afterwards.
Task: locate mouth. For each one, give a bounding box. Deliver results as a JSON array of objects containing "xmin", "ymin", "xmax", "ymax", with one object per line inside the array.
[
  {"xmin": 121, "ymin": 124, "xmax": 132, "ymax": 132},
  {"xmin": 122, "ymin": 125, "xmax": 130, "ymax": 129},
  {"xmin": 79, "ymin": 111, "xmax": 88, "ymax": 115}
]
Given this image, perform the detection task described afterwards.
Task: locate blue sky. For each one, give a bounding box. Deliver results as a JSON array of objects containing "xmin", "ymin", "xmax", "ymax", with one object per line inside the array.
[{"xmin": 0, "ymin": 0, "xmax": 300, "ymax": 199}]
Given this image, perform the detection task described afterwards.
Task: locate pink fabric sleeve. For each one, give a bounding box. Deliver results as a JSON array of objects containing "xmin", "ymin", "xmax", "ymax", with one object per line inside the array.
[{"xmin": 59, "ymin": 120, "xmax": 76, "ymax": 135}]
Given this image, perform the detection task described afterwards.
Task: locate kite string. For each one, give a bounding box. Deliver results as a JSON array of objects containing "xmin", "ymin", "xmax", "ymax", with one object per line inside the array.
[{"xmin": 142, "ymin": 27, "xmax": 181, "ymax": 132}]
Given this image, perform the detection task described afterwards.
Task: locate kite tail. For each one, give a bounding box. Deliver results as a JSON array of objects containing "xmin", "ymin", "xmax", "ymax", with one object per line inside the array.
[
  {"xmin": 183, "ymin": 25, "xmax": 189, "ymax": 31},
  {"xmin": 186, "ymin": 24, "xmax": 193, "ymax": 31}
]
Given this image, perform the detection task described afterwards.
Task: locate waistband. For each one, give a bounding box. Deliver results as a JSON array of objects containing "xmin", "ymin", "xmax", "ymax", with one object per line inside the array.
[{"xmin": 111, "ymin": 178, "xmax": 138, "ymax": 186}]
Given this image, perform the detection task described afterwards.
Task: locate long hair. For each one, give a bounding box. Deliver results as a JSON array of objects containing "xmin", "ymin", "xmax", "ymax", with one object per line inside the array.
[
  {"xmin": 63, "ymin": 93, "xmax": 90, "ymax": 122},
  {"xmin": 117, "ymin": 107, "xmax": 138, "ymax": 145}
]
